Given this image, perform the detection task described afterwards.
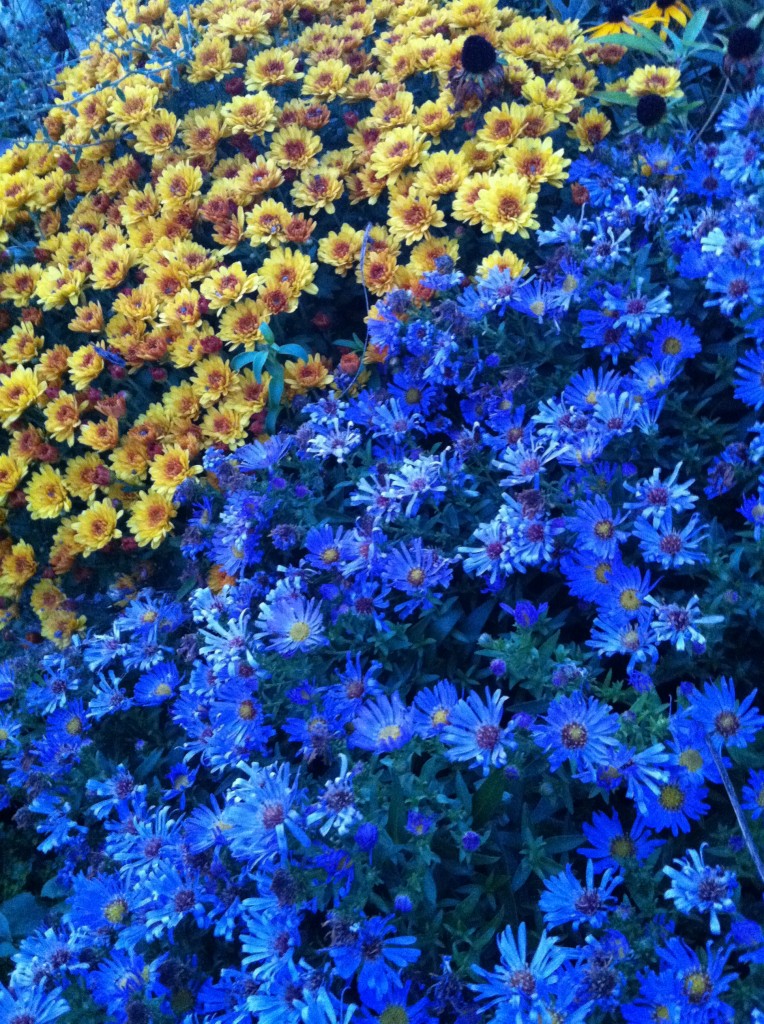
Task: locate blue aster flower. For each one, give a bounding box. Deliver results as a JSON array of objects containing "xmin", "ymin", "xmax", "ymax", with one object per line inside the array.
[
  {"xmin": 578, "ymin": 810, "xmax": 663, "ymax": 871},
  {"xmin": 255, "ymin": 595, "xmax": 327, "ymax": 657},
  {"xmin": 224, "ymin": 762, "xmax": 309, "ymax": 864},
  {"xmin": 472, "ymin": 921, "xmax": 570, "ymax": 1008},
  {"xmin": 0, "ymin": 983, "xmax": 69, "ymax": 1024},
  {"xmin": 686, "ymin": 676, "xmax": 764, "ymax": 749},
  {"xmin": 566, "ymin": 495, "xmax": 629, "ymax": 559},
  {"xmin": 329, "ymin": 915, "xmax": 420, "ymax": 1004},
  {"xmin": 663, "ymin": 845, "xmax": 738, "ymax": 935},
  {"xmin": 539, "ymin": 860, "xmax": 622, "ymax": 933},
  {"xmin": 441, "ymin": 688, "xmax": 516, "ymax": 776},
  {"xmin": 622, "ymin": 463, "xmax": 698, "ymax": 526},
  {"xmin": 411, "ymin": 680, "xmax": 459, "ymax": 739},
  {"xmin": 637, "ymin": 773, "xmax": 709, "ymax": 836},
  {"xmin": 350, "ymin": 694, "xmax": 412, "ymax": 754},
  {"xmin": 650, "ymin": 317, "xmax": 701, "ymax": 363},
  {"xmin": 739, "ymin": 489, "xmax": 764, "ymax": 539},
  {"xmin": 533, "ymin": 691, "xmax": 620, "ymax": 773},
  {"xmin": 133, "ymin": 661, "xmax": 181, "ymax": 706},
  {"xmin": 632, "ymin": 514, "xmax": 708, "ymax": 568},
  {"xmin": 742, "ymin": 768, "xmax": 764, "ymax": 820},
  {"xmin": 734, "ymin": 345, "xmax": 764, "ymax": 409},
  {"xmin": 655, "ymin": 938, "xmax": 737, "ymax": 1020}
]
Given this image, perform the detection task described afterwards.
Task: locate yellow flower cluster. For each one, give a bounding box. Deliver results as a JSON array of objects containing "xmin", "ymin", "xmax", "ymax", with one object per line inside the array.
[{"xmin": 0, "ymin": 0, "xmax": 626, "ymax": 640}]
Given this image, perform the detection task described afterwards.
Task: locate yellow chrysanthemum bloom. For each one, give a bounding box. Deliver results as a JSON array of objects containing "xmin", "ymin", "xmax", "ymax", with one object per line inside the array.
[
  {"xmin": 303, "ymin": 59, "xmax": 352, "ymax": 102},
  {"xmin": 0, "ymin": 367, "xmax": 47, "ymax": 429},
  {"xmin": 25, "ymin": 466, "xmax": 72, "ymax": 520},
  {"xmin": 221, "ymin": 93, "xmax": 278, "ymax": 137},
  {"xmin": 79, "ymin": 416, "xmax": 120, "ymax": 453},
  {"xmin": 192, "ymin": 355, "xmax": 238, "ymax": 407},
  {"xmin": 156, "ymin": 161, "xmax": 204, "ymax": 208},
  {"xmin": 475, "ymin": 173, "xmax": 540, "ymax": 241},
  {"xmin": 200, "ymin": 261, "xmax": 262, "ymax": 310},
  {"xmin": 30, "ymin": 579, "xmax": 66, "ymax": 616},
  {"xmin": 369, "ymin": 125, "xmax": 430, "ymax": 183},
  {"xmin": 626, "ymin": 65, "xmax": 683, "ymax": 98},
  {"xmin": 269, "ymin": 125, "xmax": 323, "ymax": 171},
  {"xmin": 44, "ymin": 393, "xmax": 82, "ymax": 445},
  {"xmin": 502, "ymin": 137, "xmax": 571, "ymax": 189},
  {"xmin": 218, "ymin": 299, "xmax": 270, "ymax": 351},
  {"xmin": 387, "ymin": 190, "xmax": 446, "ymax": 246},
  {"xmin": 0, "ymin": 263, "xmax": 41, "ymax": 307},
  {"xmin": 2, "ymin": 322, "xmax": 44, "ymax": 365},
  {"xmin": 284, "ymin": 354, "xmax": 334, "ymax": 396},
  {"xmin": 477, "ymin": 249, "xmax": 528, "ymax": 280},
  {"xmin": 65, "ymin": 454, "xmax": 110, "ymax": 502},
  {"xmin": 245, "ymin": 48, "xmax": 303, "ymax": 90},
  {"xmin": 200, "ymin": 403, "xmax": 251, "ymax": 448},
  {"xmin": 35, "ymin": 265, "xmax": 87, "ymax": 310},
  {"xmin": 68, "ymin": 301, "xmax": 105, "ymax": 334},
  {"xmin": 68, "ymin": 346, "xmax": 105, "ymax": 391},
  {"xmin": 107, "ymin": 81, "xmax": 161, "ymax": 131},
  {"xmin": 317, "ymin": 225, "xmax": 364, "ymax": 276},
  {"xmin": 72, "ymin": 499, "xmax": 123, "ymax": 557},
  {"xmin": 0, "ymin": 540, "xmax": 37, "ymax": 597},
  {"xmin": 0, "ymin": 454, "xmax": 26, "ymax": 499},
  {"xmin": 187, "ymin": 36, "xmax": 241, "ymax": 84},
  {"xmin": 132, "ymin": 110, "xmax": 179, "ymax": 155},
  {"xmin": 570, "ymin": 109, "xmax": 612, "ymax": 151},
  {"xmin": 110, "ymin": 441, "xmax": 150, "ymax": 484},
  {"xmin": 148, "ymin": 445, "xmax": 203, "ymax": 496}
]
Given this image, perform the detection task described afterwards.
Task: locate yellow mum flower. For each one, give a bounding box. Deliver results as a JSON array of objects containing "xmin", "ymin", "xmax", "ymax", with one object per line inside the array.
[
  {"xmin": 284, "ymin": 354, "xmax": 334, "ymax": 396},
  {"xmin": 475, "ymin": 173, "xmax": 540, "ymax": 241},
  {"xmin": 25, "ymin": 466, "xmax": 72, "ymax": 520},
  {"xmin": 245, "ymin": 199, "xmax": 292, "ymax": 247},
  {"xmin": 245, "ymin": 48, "xmax": 303, "ymax": 90},
  {"xmin": 416, "ymin": 99, "xmax": 457, "ymax": 139},
  {"xmin": 221, "ymin": 93, "xmax": 278, "ymax": 137},
  {"xmin": 40, "ymin": 609, "xmax": 87, "ymax": 649},
  {"xmin": 291, "ymin": 168, "xmax": 344, "ymax": 215},
  {"xmin": 0, "ymin": 454, "xmax": 26, "ymax": 499},
  {"xmin": 44, "ymin": 393, "xmax": 83, "ymax": 445},
  {"xmin": 521, "ymin": 76, "xmax": 579, "ymax": 119},
  {"xmin": 2, "ymin": 322, "xmax": 44, "ymax": 365},
  {"xmin": 128, "ymin": 491, "xmax": 177, "ymax": 548},
  {"xmin": 132, "ymin": 110, "xmax": 179, "ymax": 155},
  {"xmin": 156, "ymin": 161, "xmax": 204, "ymax": 208},
  {"xmin": 68, "ymin": 301, "xmax": 105, "ymax": 334},
  {"xmin": 30, "ymin": 579, "xmax": 66, "ymax": 616},
  {"xmin": 302, "ymin": 59, "xmax": 351, "ymax": 102},
  {"xmin": 626, "ymin": 65, "xmax": 683, "ymax": 98},
  {"xmin": 317, "ymin": 225, "xmax": 364, "ymax": 276},
  {"xmin": 107, "ymin": 81, "xmax": 160, "ymax": 131},
  {"xmin": 369, "ymin": 125, "xmax": 430, "ymax": 183},
  {"xmin": 72, "ymin": 499, "xmax": 123, "ymax": 557},
  {"xmin": 181, "ymin": 108, "xmax": 225, "ymax": 157},
  {"xmin": 79, "ymin": 416, "xmax": 120, "ymax": 453},
  {"xmin": 68, "ymin": 346, "xmax": 105, "ymax": 391},
  {"xmin": 269, "ymin": 125, "xmax": 323, "ymax": 171},
  {"xmin": 0, "ymin": 263, "xmax": 41, "ymax": 307},
  {"xmin": 200, "ymin": 403, "xmax": 251, "ymax": 448},
  {"xmin": 452, "ymin": 172, "xmax": 492, "ymax": 226},
  {"xmin": 200, "ymin": 261, "xmax": 262, "ymax": 310},
  {"xmin": 218, "ymin": 299, "xmax": 270, "ymax": 351},
  {"xmin": 149, "ymin": 445, "xmax": 203, "ymax": 496},
  {"xmin": 65, "ymin": 453, "xmax": 110, "ymax": 502},
  {"xmin": 414, "ymin": 150, "xmax": 469, "ymax": 195},
  {"xmin": 570, "ymin": 109, "xmax": 612, "ymax": 152},
  {"xmin": 0, "ymin": 541, "xmax": 37, "ymax": 597},
  {"xmin": 387, "ymin": 190, "xmax": 446, "ymax": 246},
  {"xmin": 502, "ymin": 137, "xmax": 571, "ymax": 189},
  {"xmin": 110, "ymin": 441, "xmax": 150, "ymax": 484},
  {"xmin": 35, "ymin": 265, "xmax": 87, "ymax": 310},
  {"xmin": 477, "ymin": 102, "xmax": 526, "ymax": 154},
  {"xmin": 476, "ymin": 249, "xmax": 527, "ymax": 280},
  {"xmin": 192, "ymin": 355, "xmax": 237, "ymax": 407},
  {"xmin": 187, "ymin": 36, "xmax": 241, "ymax": 84},
  {"xmin": 0, "ymin": 367, "xmax": 46, "ymax": 429}
]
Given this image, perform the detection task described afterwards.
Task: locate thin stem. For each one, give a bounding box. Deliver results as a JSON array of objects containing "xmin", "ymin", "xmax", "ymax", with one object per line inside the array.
[
  {"xmin": 691, "ymin": 75, "xmax": 730, "ymax": 145},
  {"xmin": 706, "ymin": 737, "xmax": 764, "ymax": 887}
]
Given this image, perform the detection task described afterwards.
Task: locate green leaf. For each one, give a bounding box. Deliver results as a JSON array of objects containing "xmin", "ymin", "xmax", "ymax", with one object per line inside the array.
[
  {"xmin": 511, "ymin": 859, "xmax": 532, "ymax": 891},
  {"xmin": 472, "ymin": 770, "xmax": 506, "ymax": 828},
  {"xmin": 260, "ymin": 322, "xmax": 276, "ymax": 345},
  {"xmin": 0, "ymin": 894, "xmax": 45, "ymax": 939},
  {"xmin": 41, "ymin": 878, "xmax": 70, "ymax": 900},
  {"xmin": 0, "ymin": 913, "xmax": 10, "ymax": 943},
  {"xmin": 231, "ymin": 349, "xmax": 268, "ymax": 375},
  {"xmin": 276, "ymin": 343, "xmax": 310, "ymax": 360},
  {"xmin": 681, "ymin": 7, "xmax": 709, "ymax": 45},
  {"xmin": 386, "ymin": 773, "xmax": 406, "ymax": 844}
]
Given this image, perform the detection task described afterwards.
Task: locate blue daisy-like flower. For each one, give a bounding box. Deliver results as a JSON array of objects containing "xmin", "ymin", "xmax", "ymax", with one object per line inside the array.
[
  {"xmin": 411, "ymin": 680, "xmax": 460, "ymax": 739},
  {"xmin": 350, "ymin": 694, "xmax": 413, "ymax": 754},
  {"xmin": 532, "ymin": 691, "xmax": 620, "ymax": 773},
  {"xmin": 578, "ymin": 810, "xmax": 663, "ymax": 871},
  {"xmin": 441, "ymin": 688, "xmax": 515, "ymax": 776},
  {"xmin": 686, "ymin": 676, "xmax": 764, "ymax": 749},
  {"xmin": 637, "ymin": 772, "xmax": 709, "ymax": 836},
  {"xmin": 663, "ymin": 844, "xmax": 738, "ymax": 935},
  {"xmin": 650, "ymin": 317, "xmax": 702, "ymax": 363},
  {"xmin": 742, "ymin": 768, "xmax": 764, "ymax": 820},
  {"xmin": 472, "ymin": 921, "xmax": 570, "ymax": 1008},
  {"xmin": 539, "ymin": 860, "xmax": 622, "ymax": 932},
  {"xmin": 566, "ymin": 495, "xmax": 630, "ymax": 559}
]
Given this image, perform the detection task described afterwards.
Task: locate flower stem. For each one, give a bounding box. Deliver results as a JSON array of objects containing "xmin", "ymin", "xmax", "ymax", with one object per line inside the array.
[{"xmin": 706, "ymin": 737, "xmax": 764, "ymax": 887}]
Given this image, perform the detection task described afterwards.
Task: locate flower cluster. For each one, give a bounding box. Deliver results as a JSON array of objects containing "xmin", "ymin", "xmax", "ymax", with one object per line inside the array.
[{"xmin": 0, "ymin": 0, "xmax": 763, "ymax": 1022}]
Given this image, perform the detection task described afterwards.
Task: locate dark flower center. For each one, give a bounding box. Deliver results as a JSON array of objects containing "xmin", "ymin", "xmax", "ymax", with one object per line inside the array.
[{"xmin": 461, "ymin": 34, "xmax": 498, "ymax": 74}]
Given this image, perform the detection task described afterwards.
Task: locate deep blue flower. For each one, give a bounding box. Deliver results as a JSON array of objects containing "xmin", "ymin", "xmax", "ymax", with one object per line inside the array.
[
  {"xmin": 637, "ymin": 773, "xmax": 709, "ymax": 836},
  {"xmin": 539, "ymin": 860, "xmax": 622, "ymax": 932},
  {"xmin": 255, "ymin": 595, "xmax": 327, "ymax": 656},
  {"xmin": 734, "ymin": 345, "xmax": 764, "ymax": 409},
  {"xmin": 578, "ymin": 810, "xmax": 663, "ymax": 871},
  {"xmin": 133, "ymin": 661, "xmax": 181, "ymax": 706},
  {"xmin": 622, "ymin": 463, "xmax": 698, "ymax": 526},
  {"xmin": 0, "ymin": 983, "xmax": 69, "ymax": 1024},
  {"xmin": 350, "ymin": 694, "xmax": 412, "ymax": 754},
  {"xmin": 472, "ymin": 921, "xmax": 569, "ymax": 1008},
  {"xmin": 533, "ymin": 692, "xmax": 620, "ymax": 773},
  {"xmin": 650, "ymin": 317, "xmax": 702, "ymax": 363},
  {"xmin": 566, "ymin": 495, "xmax": 630, "ymax": 559},
  {"xmin": 663, "ymin": 845, "xmax": 738, "ymax": 935},
  {"xmin": 411, "ymin": 680, "xmax": 459, "ymax": 739},
  {"xmin": 686, "ymin": 676, "xmax": 764, "ymax": 749},
  {"xmin": 329, "ymin": 915, "xmax": 420, "ymax": 1004},
  {"xmin": 742, "ymin": 768, "xmax": 764, "ymax": 820},
  {"xmin": 441, "ymin": 688, "xmax": 515, "ymax": 776}
]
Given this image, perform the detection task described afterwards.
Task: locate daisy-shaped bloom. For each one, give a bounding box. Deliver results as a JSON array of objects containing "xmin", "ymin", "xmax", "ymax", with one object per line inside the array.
[
  {"xmin": 441, "ymin": 688, "xmax": 516, "ymax": 776},
  {"xmin": 742, "ymin": 769, "xmax": 764, "ymax": 820},
  {"xmin": 533, "ymin": 691, "xmax": 620, "ymax": 773},
  {"xmin": 637, "ymin": 772, "xmax": 709, "ymax": 836},
  {"xmin": 472, "ymin": 921, "xmax": 570, "ymax": 1008},
  {"xmin": 579, "ymin": 810, "xmax": 664, "ymax": 871},
  {"xmin": 539, "ymin": 860, "xmax": 622, "ymax": 932},
  {"xmin": 255, "ymin": 595, "xmax": 327, "ymax": 656},
  {"xmin": 412, "ymin": 680, "xmax": 460, "ymax": 739},
  {"xmin": 349, "ymin": 694, "xmax": 412, "ymax": 754},
  {"xmin": 663, "ymin": 845, "xmax": 738, "ymax": 935},
  {"xmin": 686, "ymin": 676, "xmax": 764, "ymax": 749}
]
